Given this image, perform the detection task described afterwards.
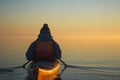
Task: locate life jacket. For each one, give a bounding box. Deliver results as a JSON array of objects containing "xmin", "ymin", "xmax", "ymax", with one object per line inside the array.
[{"xmin": 34, "ymin": 40, "xmax": 55, "ymax": 61}]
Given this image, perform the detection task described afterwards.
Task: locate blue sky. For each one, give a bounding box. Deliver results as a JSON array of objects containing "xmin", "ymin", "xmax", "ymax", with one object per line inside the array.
[{"xmin": 0, "ymin": 0, "xmax": 120, "ymax": 35}]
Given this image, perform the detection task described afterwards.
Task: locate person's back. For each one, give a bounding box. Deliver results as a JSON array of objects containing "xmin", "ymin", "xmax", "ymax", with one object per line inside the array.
[
  {"xmin": 26, "ymin": 23, "xmax": 61, "ymax": 62},
  {"xmin": 25, "ymin": 23, "xmax": 62, "ymax": 80},
  {"xmin": 33, "ymin": 39, "xmax": 58, "ymax": 63}
]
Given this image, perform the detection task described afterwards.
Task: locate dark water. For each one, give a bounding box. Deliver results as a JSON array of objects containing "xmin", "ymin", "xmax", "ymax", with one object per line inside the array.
[{"xmin": 0, "ymin": 35, "xmax": 120, "ymax": 80}]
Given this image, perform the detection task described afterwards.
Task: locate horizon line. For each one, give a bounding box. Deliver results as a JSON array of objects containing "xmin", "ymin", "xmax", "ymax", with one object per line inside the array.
[{"xmin": 0, "ymin": 33, "xmax": 120, "ymax": 38}]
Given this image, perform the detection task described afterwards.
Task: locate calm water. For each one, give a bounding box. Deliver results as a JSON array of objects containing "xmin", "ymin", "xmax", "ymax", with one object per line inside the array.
[{"xmin": 0, "ymin": 35, "xmax": 120, "ymax": 80}]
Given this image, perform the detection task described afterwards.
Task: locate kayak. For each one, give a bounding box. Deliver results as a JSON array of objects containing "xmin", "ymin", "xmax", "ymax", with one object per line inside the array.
[{"xmin": 36, "ymin": 60, "xmax": 61, "ymax": 80}]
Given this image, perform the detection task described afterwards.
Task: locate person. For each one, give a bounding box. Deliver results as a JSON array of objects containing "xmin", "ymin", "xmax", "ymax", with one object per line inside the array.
[{"xmin": 25, "ymin": 23, "xmax": 62, "ymax": 80}]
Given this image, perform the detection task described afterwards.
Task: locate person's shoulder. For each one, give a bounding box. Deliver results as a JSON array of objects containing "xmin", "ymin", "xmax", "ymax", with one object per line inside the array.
[
  {"xmin": 51, "ymin": 39, "xmax": 57, "ymax": 43},
  {"xmin": 30, "ymin": 39, "xmax": 37, "ymax": 45},
  {"xmin": 51, "ymin": 39, "xmax": 59, "ymax": 46}
]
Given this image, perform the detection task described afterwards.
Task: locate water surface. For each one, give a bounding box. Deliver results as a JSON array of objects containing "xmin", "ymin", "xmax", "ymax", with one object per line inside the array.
[{"xmin": 0, "ymin": 35, "xmax": 120, "ymax": 80}]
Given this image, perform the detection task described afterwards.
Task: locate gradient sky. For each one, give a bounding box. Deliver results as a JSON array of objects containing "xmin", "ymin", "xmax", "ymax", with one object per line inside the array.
[
  {"xmin": 0, "ymin": 0, "xmax": 120, "ymax": 69},
  {"xmin": 0, "ymin": 0, "xmax": 120, "ymax": 36}
]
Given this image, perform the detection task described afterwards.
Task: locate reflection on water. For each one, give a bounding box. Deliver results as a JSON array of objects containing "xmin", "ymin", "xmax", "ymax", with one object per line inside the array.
[
  {"xmin": 0, "ymin": 35, "xmax": 120, "ymax": 80},
  {"xmin": 56, "ymin": 36, "xmax": 120, "ymax": 67}
]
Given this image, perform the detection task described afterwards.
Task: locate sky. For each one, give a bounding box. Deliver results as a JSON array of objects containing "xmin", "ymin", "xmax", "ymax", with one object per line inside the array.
[{"xmin": 0, "ymin": 0, "xmax": 120, "ymax": 36}]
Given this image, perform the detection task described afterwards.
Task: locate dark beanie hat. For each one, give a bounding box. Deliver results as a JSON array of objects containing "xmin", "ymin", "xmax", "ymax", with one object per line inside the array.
[{"xmin": 40, "ymin": 23, "xmax": 51, "ymax": 34}]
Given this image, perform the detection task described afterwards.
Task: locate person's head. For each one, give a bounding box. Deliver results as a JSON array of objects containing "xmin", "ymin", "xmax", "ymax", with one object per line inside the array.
[{"xmin": 40, "ymin": 23, "xmax": 51, "ymax": 34}]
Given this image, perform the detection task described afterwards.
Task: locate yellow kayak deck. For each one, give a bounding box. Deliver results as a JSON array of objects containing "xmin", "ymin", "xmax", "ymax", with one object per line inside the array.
[{"xmin": 37, "ymin": 61, "xmax": 60, "ymax": 80}]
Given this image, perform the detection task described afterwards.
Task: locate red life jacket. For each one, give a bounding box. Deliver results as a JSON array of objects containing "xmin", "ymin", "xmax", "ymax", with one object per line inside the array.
[{"xmin": 34, "ymin": 40, "xmax": 53, "ymax": 59}]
